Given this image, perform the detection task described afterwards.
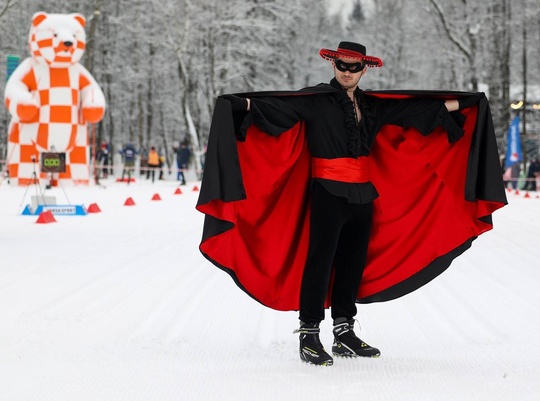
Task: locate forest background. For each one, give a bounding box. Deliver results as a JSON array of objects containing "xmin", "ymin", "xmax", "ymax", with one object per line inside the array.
[{"xmin": 1, "ymin": 0, "xmax": 539, "ymax": 171}]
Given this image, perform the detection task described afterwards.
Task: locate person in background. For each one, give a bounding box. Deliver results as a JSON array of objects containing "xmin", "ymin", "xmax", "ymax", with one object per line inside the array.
[
  {"xmin": 120, "ymin": 142, "xmax": 137, "ymax": 183},
  {"xmin": 173, "ymin": 142, "xmax": 191, "ymax": 185},
  {"xmin": 158, "ymin": 154, "xmax": 166, "ymax": 180},
  {"xmin": 510, "ymin": 162, "xmax": 521, "ymax": 190},
  {"xmin": 96, "ymin": 142, "xmax": 110, "ymax": 178},
  {"xmin": 147, "ymin": 146, "xmax": 160, "ymax": 183},
  {"xmin": 523, "ymin": 158, "xmax": 540, "ymax": 191}
]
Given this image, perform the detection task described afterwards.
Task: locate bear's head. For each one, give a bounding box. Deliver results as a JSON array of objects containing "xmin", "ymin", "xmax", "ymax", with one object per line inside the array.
[{"xmin": 28, "ymin": 12, "xmax": 86, "ymax": 68}]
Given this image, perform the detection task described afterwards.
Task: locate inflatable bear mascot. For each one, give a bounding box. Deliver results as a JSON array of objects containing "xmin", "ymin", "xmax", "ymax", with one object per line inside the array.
[{"xmin": 4, "ymin": 12, "xmax": 106, "ymax": 185}]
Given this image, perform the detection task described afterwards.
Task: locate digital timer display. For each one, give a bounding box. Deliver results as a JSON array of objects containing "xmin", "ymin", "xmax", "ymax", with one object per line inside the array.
[{"xmin": 41, "ymin": 152, "xmax": 66, "ymax": 173}]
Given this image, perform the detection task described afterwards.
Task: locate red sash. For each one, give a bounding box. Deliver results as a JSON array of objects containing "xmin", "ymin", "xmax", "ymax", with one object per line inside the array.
[{"xmin": 311, "ymin": 156, "xmax": 370, "ymax": 183}]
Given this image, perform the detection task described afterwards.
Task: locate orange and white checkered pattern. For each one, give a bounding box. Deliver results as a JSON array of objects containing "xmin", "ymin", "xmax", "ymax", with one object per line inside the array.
[{"xmin": 4, "ymin": 12, "xmax": 105, "ymax": 186}]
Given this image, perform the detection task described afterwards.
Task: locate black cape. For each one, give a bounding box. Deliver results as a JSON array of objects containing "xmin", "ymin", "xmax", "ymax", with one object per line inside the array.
[{"xmin": 196, "ymin": 88, "xmax": 507, "ymax": 311}]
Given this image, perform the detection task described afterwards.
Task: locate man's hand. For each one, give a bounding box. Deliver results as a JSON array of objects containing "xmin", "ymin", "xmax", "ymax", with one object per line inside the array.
[{"xmin": 458, "ymin": 95, "xmax": 480, "ymax": 110}]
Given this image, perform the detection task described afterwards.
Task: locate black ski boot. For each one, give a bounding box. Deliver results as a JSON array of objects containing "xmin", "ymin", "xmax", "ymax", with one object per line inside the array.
[
  {"xmin": 332, "ymin": 318, "xmax": 380, "ymax": 358},
  {"xmin": 293, "ymin": 322, "xmax": 333, "ymax": 366}
]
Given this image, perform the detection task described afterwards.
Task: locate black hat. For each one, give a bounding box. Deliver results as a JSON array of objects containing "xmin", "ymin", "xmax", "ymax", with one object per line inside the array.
[{"xmin": 319, "ymin": 41, "xmax": 383, "ymax": 67}]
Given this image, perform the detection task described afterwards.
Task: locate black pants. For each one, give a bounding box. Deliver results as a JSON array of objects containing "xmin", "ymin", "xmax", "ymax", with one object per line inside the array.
[
  {"xmin": 523, "ymin": 176, "xmax": 537, "ymax": 191},
  {"xmin": 299, "ymin": 183, "xmax": 373, "ymax": 324},
  {"xmin": 147, "ymin": 164, "xmax": 159, "ymax": 182}
]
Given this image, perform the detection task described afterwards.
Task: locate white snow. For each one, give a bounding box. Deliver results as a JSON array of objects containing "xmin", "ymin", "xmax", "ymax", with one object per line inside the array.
[{"xmin": 1, "ymin": 176, "xmax": 539, "ymax": 401}]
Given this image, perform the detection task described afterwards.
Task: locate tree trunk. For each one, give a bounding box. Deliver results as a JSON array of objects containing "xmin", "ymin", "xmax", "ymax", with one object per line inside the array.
[
  {"xmin": 488, "ymin": 0, "xmax": 512, "ymax": 146},
  {"xmin": 83, "ymin": 0, "xmax": 104, "ymax": 73}
]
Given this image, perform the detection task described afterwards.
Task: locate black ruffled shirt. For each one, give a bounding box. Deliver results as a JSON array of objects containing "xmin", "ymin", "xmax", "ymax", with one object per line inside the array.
[{"xmin": 239, "ymin": 78, "xmax": 462, "ymax": 204}]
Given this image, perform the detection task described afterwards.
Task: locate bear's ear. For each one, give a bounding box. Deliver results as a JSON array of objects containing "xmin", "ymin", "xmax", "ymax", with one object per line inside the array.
[
  {"xmin": 32, "ymin": 12, "xmax": 48, "ymax": 27},
  {"xmin": 72, "ymin": 13, "xmax": 86, "ymax": 28}
]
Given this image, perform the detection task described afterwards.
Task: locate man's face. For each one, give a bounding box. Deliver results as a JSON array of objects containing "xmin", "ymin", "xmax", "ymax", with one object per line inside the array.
[{"xmin": 333, "ymin": 57, "xmax": 366, "ymax": 90}]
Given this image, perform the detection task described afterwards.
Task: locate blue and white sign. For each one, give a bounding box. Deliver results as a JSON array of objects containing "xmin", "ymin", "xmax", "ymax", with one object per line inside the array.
[{"xmin": 505, "ymin": 115, "xmax": 522, "ymax": 168}]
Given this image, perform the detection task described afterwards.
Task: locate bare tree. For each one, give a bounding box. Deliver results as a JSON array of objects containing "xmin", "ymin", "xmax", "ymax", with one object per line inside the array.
[
  {"xmin": 0, "ymin": 0, "xmax": 20, "ymax": 18},
  {"xmin": 352, "ymin": 0, "xmax": 411, "ymax": 89},
  {"xmin": 427, "ymin": 0, "xmax": 484, "ymax": 91},
  {"xmin": 487, "ymin": 0, "xmax": 512, "ymax": 145}
]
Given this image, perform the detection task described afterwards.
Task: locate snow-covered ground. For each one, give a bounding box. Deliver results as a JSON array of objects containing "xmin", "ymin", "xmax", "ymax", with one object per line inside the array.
[{"xmin": 1, "ymin": 175, "xmax": 539, "ymax": 401}]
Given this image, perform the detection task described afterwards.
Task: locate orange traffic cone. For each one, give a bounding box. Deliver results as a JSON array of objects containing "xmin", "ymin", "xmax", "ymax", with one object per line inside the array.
[
  {"xmin": 87, "ymin": 203, "xmax": 102, "ymax": 213},
  {"xmin": 124, "ymin": 197, "xmax": 136, "ymax": 206},
  {"xmin": 151, "ymin": 193, "xmax": 162, "ymax": 201},
  {"xmin": 174, "ymin": 187, "xmax": 183, "ymax": 195},
  {"xmin": 36, "ymin": 210, "xmax": 56, "ymax": 224},
  {"xmin": 524, "ymin": 192, "xmax": 531, "ymax": 198},
  {"xmin": 192, "ymin": 185, "xmax": 199, "ymax": 192}
]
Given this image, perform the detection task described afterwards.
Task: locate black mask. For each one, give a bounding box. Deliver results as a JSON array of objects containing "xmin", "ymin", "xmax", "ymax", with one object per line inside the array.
[{"xmin": 334, "ymin": 59, "xmax": 365, "ymax": 73}]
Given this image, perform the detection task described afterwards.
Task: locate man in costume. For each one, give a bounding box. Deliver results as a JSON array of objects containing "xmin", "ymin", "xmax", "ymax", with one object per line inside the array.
[{"xmin": 196, "ymin": 42, "xmax": 507, "ymax": 366}]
